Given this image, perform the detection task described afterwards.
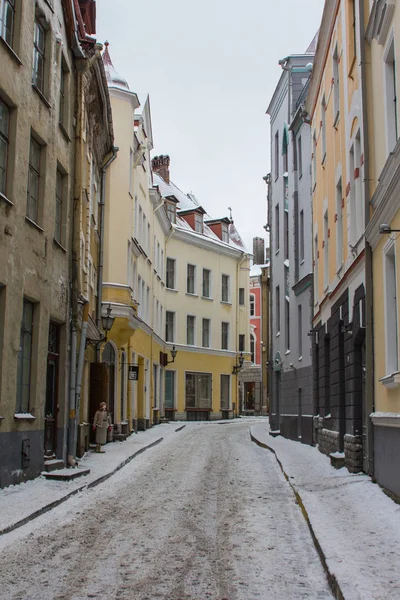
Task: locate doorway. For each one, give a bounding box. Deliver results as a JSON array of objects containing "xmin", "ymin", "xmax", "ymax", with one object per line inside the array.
[{"xmin": 44, "ymin": 322, "xmax": 59, "ymax": 456}]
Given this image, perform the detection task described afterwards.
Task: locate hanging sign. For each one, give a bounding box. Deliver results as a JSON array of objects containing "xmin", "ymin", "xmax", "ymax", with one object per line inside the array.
[{"xmin": 128, "ymin": 366, "xmax": 139, "ymax": 381}]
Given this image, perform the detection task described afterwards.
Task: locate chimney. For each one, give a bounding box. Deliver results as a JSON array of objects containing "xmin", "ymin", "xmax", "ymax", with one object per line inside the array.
[
  {"xmin": 152, "ymin": 155, "xmax": 170, "ymax": 184},
  {"xmin": 253, "ymin": 237, "xmax": 265, "ymax": 265}
]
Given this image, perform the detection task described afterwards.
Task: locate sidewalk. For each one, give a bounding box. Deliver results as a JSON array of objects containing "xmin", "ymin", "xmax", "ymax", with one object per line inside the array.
[
  {"xmin": 0, "ymin": 422, "xmax": 182, "ymax": 536},
  {"xmin": 250, "ymin": 422, "xmax": 400, "ymax": 600}
]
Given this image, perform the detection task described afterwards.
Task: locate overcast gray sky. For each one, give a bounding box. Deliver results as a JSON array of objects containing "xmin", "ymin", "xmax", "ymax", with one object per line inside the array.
[{"xmin": 96, "ymin": 0, "xmax": 324, "ymax": 255}]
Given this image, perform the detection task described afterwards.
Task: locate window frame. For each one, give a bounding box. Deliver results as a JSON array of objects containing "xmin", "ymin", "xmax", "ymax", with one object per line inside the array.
[
  {"xmin": 221, "ymin": 321, "xmax": 229, "ymax": 350},
  {"xmin": 187, "ymin": 263, "xmax": 196, "ymax": 295},
  {"xmin": 384, "ymin": 240, "xmax": 399, "ymax": 375},
  {"xmin": 16, "ymin": 299, "xmax": 34, "ymax": 413},
  {"xmin": 166, "ymin": 257, "xmax": 176, "ymax": 289},
  {"xmin": 186, "ymin": 314, "xmax": 195, "ymax": 346},
  {"xmin": 238, "ymin": 287, "xmax": 245, "ymax": 306},
  {"xmin": 165, "ymin": 310, "xmax": 175, "ymax": 343},
  {"xmin": 27, "ymin": 135, "xmax": 42, "ymax": 224},
  {"xmin": 220, "ymin": 374, "xmax": 230, "ymax": 410},
  {"xmin": 249, "ymin": 293, "xmax": 255, "ymax": 316},
  {"xmin": 221, "ymin": 274, "xmax": 230, "ymax": 303},
  {"xmin": 202, "ymin": 318, "xmax": 210, "ymax": 348},
  {"xmin": 0, "ymin": 97, "xmax": 10, "ymax": 198},
  {"xmin": 202, "ymin": 268, "xmax": 211, "ymax": 298},
  {"xmin": 32, "ymin": 18, "xmax": 46, "ymax": 95},
  {"xmin": 0, "ymin": 0, "xmax": 15, "ymax": 48}
]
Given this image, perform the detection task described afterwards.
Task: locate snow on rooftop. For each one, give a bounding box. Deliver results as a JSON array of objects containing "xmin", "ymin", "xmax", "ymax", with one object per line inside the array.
[{"xmin": 153, "ymin": 172, "xmax": 248, "ymax": 253}]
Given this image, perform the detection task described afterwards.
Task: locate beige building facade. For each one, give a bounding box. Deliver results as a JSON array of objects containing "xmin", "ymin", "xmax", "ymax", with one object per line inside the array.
[{"xmin": 365, "ymin": 0, "xmax": 400, "ymax": 497}]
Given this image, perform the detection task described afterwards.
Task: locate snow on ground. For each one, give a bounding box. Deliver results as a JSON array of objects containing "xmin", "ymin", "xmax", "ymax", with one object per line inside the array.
[
  {"xmin": 250, "ymin": 422, "xmax": 400, "ymax": 600},
  {"xmin": 0, "ymin": 422, "xmax": 180, "ymax": 534},
  {"xmin": 0, "ymin": 421, "xmax": 332, "ymax": 600}
]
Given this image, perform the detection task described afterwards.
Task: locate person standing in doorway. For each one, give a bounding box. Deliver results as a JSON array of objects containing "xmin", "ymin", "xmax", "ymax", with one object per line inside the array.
[{"xmin": 93, "ymin": 402, "xmax": 111, "ymax": 453}]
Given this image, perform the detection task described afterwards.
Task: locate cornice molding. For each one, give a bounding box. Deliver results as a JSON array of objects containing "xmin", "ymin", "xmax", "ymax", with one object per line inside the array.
[{"xmin": 172, "ymin": 227, "xmax": 247, "ymax": 260}]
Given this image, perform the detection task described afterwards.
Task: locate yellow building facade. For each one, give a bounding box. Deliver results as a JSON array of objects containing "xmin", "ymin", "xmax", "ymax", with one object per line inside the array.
[
  {"xmin": 365, "ymin": 0, "xmax": 400, "ymax": 497},
  {"xmin": 306, "ymin": 0, "xmax": 368, "ymax": 472}
]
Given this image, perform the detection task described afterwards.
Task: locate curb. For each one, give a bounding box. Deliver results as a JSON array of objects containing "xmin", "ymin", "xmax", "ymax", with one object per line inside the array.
[
  {"xmin": 0, "ymin": 437, "xmax": 163, "ymax": 538},
  {"xmin": 250, "ymin": 432, "xmax": 345, "ymax": 600}
]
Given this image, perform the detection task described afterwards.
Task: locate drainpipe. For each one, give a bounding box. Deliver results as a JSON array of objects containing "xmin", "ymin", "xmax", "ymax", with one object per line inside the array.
[
  {"xmin": 96, "ymin": 146, "xmax": 119, "ymax": 361},
  {"xmin": 71, "ymin": 300, "xmax": 89, "ymax": 464},
  {"xmin": 359, "ymin": 0, "xmax": 374, "ymax": 476},
  {"xmin": 68, "ymin": 63, "xmax": 84, "ymax": 467},
  {"xmin": 235, "ymin": 251, "xmax": 248, "ymax": 417}
]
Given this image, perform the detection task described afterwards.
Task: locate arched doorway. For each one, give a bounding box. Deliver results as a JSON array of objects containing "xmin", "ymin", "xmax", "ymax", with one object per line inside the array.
[{"xmin": 102, "ymin": 341, "xmax": 116, "ymax": 423}]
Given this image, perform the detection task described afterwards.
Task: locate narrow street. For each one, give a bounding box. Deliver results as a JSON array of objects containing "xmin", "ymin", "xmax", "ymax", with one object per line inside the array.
[{"xmin": 0, "ymin": 422, "xmax": 332, "ymax": 600}]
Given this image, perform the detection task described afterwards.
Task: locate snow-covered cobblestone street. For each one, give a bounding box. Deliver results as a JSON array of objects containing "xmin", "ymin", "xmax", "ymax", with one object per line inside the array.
[{"xmin": 0, "ymin": 422, "xmax": 332, "ymax": 600}]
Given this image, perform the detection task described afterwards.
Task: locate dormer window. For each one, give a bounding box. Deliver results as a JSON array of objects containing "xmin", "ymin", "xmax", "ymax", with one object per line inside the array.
[
  {"xmin": 194, "ymin": 213, "xmax": 203, "ymax": 233},
  {"xmin": 221, "ymin": 223, "xmax": 229, "ymax": 243},
  {"xmin": 166, "ymin": 201, "xmax": 176, "ymax": 224}
]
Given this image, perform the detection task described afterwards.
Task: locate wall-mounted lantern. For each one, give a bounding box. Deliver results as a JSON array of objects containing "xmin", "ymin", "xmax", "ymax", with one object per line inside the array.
[
  {"xmin": 101, "ymin": 304, "xmax": 115, "ymax": 342},
  {"xmin": 232, "ymin": 352, "xmax": 244, "ymax": 375}
]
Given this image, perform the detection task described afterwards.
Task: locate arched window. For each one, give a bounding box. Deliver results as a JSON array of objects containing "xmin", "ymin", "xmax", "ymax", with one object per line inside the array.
[{"xmin": 250, "ymin": 293, "xmax": 255, "ymax": 316}]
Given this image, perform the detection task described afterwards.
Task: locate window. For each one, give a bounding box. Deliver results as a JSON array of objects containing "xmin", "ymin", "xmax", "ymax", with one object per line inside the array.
[
  {"xmin": 348, "ymin": 0, "xmax": 357, "ymax": 69},
  {"xmin": 349, "ymin": 134, "xmax": 363, "ymax": 244},
  {"xmin": 129, "ymin": 148, "xmax": 133, "ymax": 196},
  {"xmin": 384, "ymin": 37, "xmax": 398, "ymax": 153},
  {"xmin": 324, "ymin": 210, "xmax": 329, "ymax": 290},
  {"xmin": 333, "ymin": 45, "xmax": 340, "ymax": 123},
  {"xmin": 220, "ymin": 374, "xmax": 230, "ymax": 410},
  {"xmin": 194, "ymin": 213, "xmax": 203, "ymax": 233},
  {"xmin": 275, "ymin": 285, "xmax": 280, "ymax": 334},
  {"xmin": 221, "ymin": 274, "xmax": 229, "ymax": 302},
  {"xmin": 299, "ymin": 210, "xmax": 304, "ymax": 263},
  {"xmin": 298, "ymin": 304, "xmax": 302, "ymax": 358},
  {"xmin": 0, "ymin": 0, "xmax": 15, "ymax": 47},
  {"xmin": 321, "ymin": 95, "xmax": 326, "ymax": 162},
  {"xmin": 285, "ymin": 298, "xmax": 290, "ymax": 351},
  {"xmin": 250, "ymin": 333, "xmax": 255, "ymax": 363},
  {"xmin": 32, "ymin": 19, "xmax": 45, "ymax": 94},
  {"xmin": 298, "ymin": 135, "xmax": 303, "ymax": 177},
  {"xmin": 202, "ymin": 318, "xmax": 210, "ymax": 348},
  {"xmin": 187, "ymin": 315, "xmax": 195, "ymax": 345},
  {"xmin": 275, "ymin": 204, "xmax": 280, "ymax": 252},
  {"xmin": 202, "ymin": 268, "xmax": 211, "ymax": 298},
  {"xmin": 274, "ymin": 131, "xmax": 279, "ymax": 179},
  {"xmin": 312, "ymin": 130, "xmax": 317, "ymax": 189},
  {"xmin": 221, "ymin": 322, "xmax": 229, "ymax": 350},
  {"xmin": 166, "ymin": 201, "xmax": 176, "ymax": 224},
  {"xmin": 166, "ymin": 258, "xmax": 175, "ymax": 289},
  {"xmin": 314, "ymin": 235, "xmax": 319, "ymax": 299},
  {"xmin": 336, "ymin": 178, "xmax": 343, "ymax": 269},
  {"xmin": 384, "ymin": 242, "xmax": 398, "ymax": 374},
  {"xmin": 221, "ymin": 223, "xmax": 229, "ymax": 242},
  {"xmin": 16, "ymin": 299, "xmax": 34, "ymax": 413},
  {"xmin": 284, "ymin": 209, "xmax": 289, "ymax": 260},
  {"xmin": 250, "ymin": 293, "xmax": 255, "ymax": 316},
  {"xmin": 55, "ymin": 168, "xmax": 64, "ymax": 244},
  {"xmin": 185, "ymin": 372, "xmax": 212, "ymax": 409},
  {"xmin": 165, "ymin": 371, "xmax": 175, "ymax": 409},
  {"xmin": 0, "ymin": 98, "xmax": 9, "ymax": 197},
  {"xmin": 27, "ymin": 136, "xmax": 41, "ymax": 223},
  {"xmin": 239, "ymin": 287, "xmax": 244, "ymax": 306},
  {"xmin": 187, "ymin": 264, "xmax": 196, "ymax": 294},
  {"xmin": 59, "ymin": 60, "xmax": 68, "ymax": 128},
  {"xmin": 165, "ymin": 311, "xmax": 175, "ymax": 342},
  {"xmin": 239, "ymin": 333, "xmax": 245, "ymax": 352}
]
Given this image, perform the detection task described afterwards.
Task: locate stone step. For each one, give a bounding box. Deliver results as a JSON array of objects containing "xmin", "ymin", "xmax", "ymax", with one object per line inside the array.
[
  {"xmin": 43, "ymin": 459, "xmax": 65, "ymax": 472},
  {"xmin": 330, "ymin": 452, "xmax": 345, "ymax": 469},
  {"xmin": 42, "ymin": 467, "xmax": 90, "ymax": 481}
]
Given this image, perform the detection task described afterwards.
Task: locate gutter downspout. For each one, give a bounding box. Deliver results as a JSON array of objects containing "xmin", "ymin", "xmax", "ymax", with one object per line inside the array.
[
  {"xmin": 96, "ymin": 146, "xmax": 119, "ymax": 362},
  {"xmin": 359, "ymin": 0, "xmax": 374, "ymax": 476},
  {"xmin": 68, "ymin": 64, "xmax": 84, "ymax": 467},
  {"xmin": 235, "ymin": 251, "xmax": 248, "ymax": 417}
]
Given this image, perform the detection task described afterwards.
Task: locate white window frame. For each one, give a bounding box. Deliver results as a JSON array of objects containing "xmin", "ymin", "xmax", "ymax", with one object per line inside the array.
[
  {"xmin": 384, "ymin": 32, "xmax": 398, "ymax": 155},
  {"xmin": 187, "ymin": 263, "xmax": 196, "ymax": 295},
  {"xmin": 384, "ymin": 240, "xmax": 399, "ymax": 375},
  {"xmin": 221, "ymin": 274, "xmax": 230, "ymax": 303},
  {"xmin": 165, "ymin": 310, "xmax": 175, "ymax": 343},
  {"xmin": 187, "ymin": 314, "xmax": 196, "ymax": 346},
  {"xmin": 202, "ymin": 318, "xmax": 211, "ymax": 348},
  {"xmin": 221, "ymin": 321, "xmax": 229, "ymax": 350}
]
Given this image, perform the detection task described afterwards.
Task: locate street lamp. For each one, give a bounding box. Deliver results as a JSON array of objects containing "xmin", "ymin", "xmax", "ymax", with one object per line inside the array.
[
  {"xmin": 101, "ymin": 303, "xmax": 115, "ymax": 341},
  {"xmin": 232, "ymin": 352, "xmax": 244, "ymax": 375},
  {"xmin": 167, "ymin": 345, "xmax": 177, "ymax": 364}
]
